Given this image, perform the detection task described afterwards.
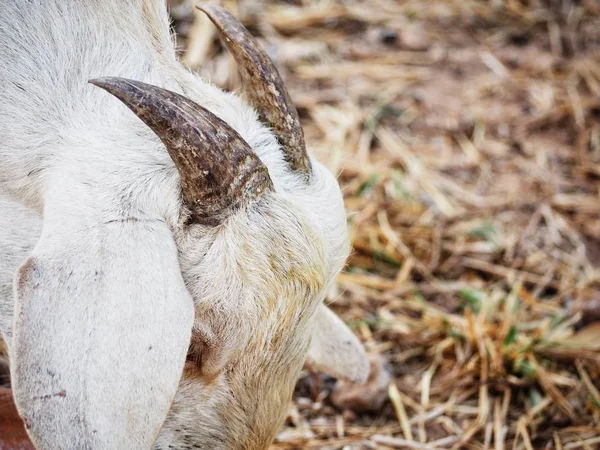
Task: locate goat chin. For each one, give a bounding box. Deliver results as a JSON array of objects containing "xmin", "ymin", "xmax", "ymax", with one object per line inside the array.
[{"xmin": 0, "ymin": 1, "xmax": 367, "ymax": 449}]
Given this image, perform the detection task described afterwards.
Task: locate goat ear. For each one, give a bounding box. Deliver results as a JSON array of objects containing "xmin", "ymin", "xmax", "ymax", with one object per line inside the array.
[
  {"xmin": 306, "ymin": 305, "xmax": 369, "ymax": 383},
  {"xmin": 11, "ymin": 214, "xmax": 194, "ymax": 449}
]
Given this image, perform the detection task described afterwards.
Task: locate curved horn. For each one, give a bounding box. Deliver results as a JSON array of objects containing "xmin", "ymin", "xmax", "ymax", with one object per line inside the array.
[
  {"xmin": 90, "ymin": 77, "xmax": 273, "ymax": 225},
  {"xmin": 197, "ymin": 4, "xmax": 312, "ymax": 177}
]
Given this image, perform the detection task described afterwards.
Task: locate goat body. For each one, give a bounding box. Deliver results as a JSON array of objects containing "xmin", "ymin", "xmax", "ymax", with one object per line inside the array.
[{"xmin": 0, "ymin": 1, "xmax": 368, "ymax": 449}]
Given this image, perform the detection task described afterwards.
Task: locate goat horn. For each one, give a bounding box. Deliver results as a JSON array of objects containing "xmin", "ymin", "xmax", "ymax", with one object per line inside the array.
[
  {"xmin": 197, "ymin": 4, "xmax": 312, "ymax": 177},
  {"xmin": 90, "ymin": 77, "xmax": 273, "ymax": 225}
]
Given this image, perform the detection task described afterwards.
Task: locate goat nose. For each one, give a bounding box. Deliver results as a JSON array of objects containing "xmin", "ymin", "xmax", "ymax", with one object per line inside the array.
[{"xmin": 0, "ymin": 388, "xmax": 34, "ymax": 450}]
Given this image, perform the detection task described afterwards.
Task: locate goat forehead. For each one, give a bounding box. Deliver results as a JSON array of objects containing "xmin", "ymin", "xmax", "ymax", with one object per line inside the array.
[{"xmin": 180, "ymin": 195, "xmax": 328, "ymax": 323}]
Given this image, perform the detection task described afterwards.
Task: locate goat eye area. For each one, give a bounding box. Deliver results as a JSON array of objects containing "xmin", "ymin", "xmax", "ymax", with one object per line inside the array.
[{"xmin": 185, "ymin": 325, "xmax": 226, "ymax": 381}]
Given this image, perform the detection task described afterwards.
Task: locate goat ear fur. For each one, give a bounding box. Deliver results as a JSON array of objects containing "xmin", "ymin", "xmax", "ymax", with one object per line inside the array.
[
  {"xmin": 11, "ymin": 213, "xmax": 194, "ymax": 449},
  {"xmin": 306, "ymin": 305, "xmax": 369, "ymax": 383}
]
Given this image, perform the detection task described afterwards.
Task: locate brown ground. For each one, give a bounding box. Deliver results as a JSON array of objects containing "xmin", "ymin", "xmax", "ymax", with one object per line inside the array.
[{"xmin": 170, "ymin": 0, "xmax": 600, "ymax": 448}]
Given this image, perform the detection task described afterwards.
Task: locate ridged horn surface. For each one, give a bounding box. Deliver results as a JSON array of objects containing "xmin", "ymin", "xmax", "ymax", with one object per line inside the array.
[
  {"xmin": 90, "ymin": 77, "xmax": 273, "ymax": 225},
  {"xmin": 197, "ymin": 4, "xmax": 312, "ymax": 177}
]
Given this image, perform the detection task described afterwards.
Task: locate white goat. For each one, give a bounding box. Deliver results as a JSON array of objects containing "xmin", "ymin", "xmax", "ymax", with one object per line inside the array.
[{"xmin": 0, "ymin": 1, "xmax": 368, "ymax": 449}]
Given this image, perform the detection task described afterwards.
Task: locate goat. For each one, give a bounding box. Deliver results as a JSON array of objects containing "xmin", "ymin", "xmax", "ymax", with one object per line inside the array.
[{"xmin": 0, "ymin": 1, "xmax": 369, "ymax": 449}]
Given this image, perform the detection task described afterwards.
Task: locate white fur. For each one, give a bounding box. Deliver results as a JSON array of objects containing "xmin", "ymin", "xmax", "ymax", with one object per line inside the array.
[{"xmin": 0, "ymin": 1, "xmax": 365, "ymax": 449}]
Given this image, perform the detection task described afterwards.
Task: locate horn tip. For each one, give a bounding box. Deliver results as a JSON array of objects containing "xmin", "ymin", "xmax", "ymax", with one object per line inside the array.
[
  {"xmin": 195, "ymin": 2, "xmax": 213, "ymax": 10},
  {"xmin": 89, "ymin": 77, "xmax": 112, "ymax": 86},
  {"xmin": 88, "ymin": 77, "xmax": 123, "ymax": 95},
  {"xmin": 88, "ymin": 77, "xmax": 127, "ymax": 89},
  {"xmin": 88, "ymin": 77, "xmax": 142, "ymax": 103},
  {"xmin": 196, "ymin": 3, "xmax": 225, "ymax": 16}
]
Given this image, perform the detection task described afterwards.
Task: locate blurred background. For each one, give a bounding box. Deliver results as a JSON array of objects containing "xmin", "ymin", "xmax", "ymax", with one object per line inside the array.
[{"xmin": 169, "ymin": 1, "xmax": 600, "ymax": 449}]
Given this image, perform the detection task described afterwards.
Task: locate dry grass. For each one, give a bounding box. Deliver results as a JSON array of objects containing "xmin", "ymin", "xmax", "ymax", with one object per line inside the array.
[{"xmin": 171, "ymin": 0, "xmax": 600, "ymax": 448}]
